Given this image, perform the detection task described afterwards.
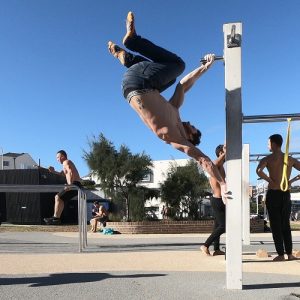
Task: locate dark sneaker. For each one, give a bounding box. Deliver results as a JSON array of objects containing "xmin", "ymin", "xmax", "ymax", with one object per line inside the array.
[{"xmin": 44, "ymin": 217, "xmax": 61, "ymax": 225}]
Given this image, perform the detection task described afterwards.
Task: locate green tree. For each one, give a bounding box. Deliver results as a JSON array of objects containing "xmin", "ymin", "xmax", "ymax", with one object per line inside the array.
[
  {"xmin": 83, "ymin": 133, "xmax": 153, "ymax": 220},
  {"xmin": 160, "ymin": 160, "xmax": 210, "ymax": 220}
]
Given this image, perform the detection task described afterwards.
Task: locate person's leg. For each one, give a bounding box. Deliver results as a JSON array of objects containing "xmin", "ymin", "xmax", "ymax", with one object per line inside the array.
[
  {"xmin": 202, "ymin": 198, "xmax": 225, "ymax": 255},
  {"xmin": 212, "ymin": 218, "xmax": 220, "ymax": 251},
  {"xmin": 123, "ymin": 12, "xmax": 183, "ymax": 65},
  {"xmin": 54, "ymin": 194, "xmax": 64, "ymax": 218},
  {"xmin": 90, "ymin": 218, "xmax": 95, "ymax": 232},
  {"xmin": 108, "ymin": 41, "xmax": 149, "ymax": 68},
  {"xmin": 281, "ymin": 192, "xmax": 293, "ymax": 258},
  {"xmin": 44, "ymin": 189, "xmax": 78, "ymax": 225},
  {"xmin": 266, "ymin": 190, "xmax": 285, "ymax": 260},
  {"xmin": 94, "ymin": 219, "xmax": 99, "ymax": 232},
  {"xmin": 213, "ymin": 200, "xmax": 226, "ymax": 255},
  {"xmin": 43, "ymin": 194, "xmax": 63, "ymax": 225},
  {"xmin": 122, "ymin": 11, "xmax": 185, "ymax": 93}
]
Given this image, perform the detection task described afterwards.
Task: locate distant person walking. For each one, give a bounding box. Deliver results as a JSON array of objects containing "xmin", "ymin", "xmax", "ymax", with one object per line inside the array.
[{"xmin": 201, "ymin": 145, "xmax": 226, "ymax": 256}]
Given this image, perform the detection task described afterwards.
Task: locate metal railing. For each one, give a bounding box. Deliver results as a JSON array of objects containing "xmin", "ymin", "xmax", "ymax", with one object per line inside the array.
[
  {"xmin": 0, "ymin": 184, "xmax": 87, "ymax": 253},
  {"xmin": 243, "ymin": 113, "xmax": 300, "ymax": 123},
  {"xmin": 249, "ymin": 151, "xmax": 300, "ymax": 162}
]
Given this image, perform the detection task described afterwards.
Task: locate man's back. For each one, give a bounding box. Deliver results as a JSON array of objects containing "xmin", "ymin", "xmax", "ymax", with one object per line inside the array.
[{"xmin": 264, "ymin": 153, "xmax": 293, "ymax": 190}]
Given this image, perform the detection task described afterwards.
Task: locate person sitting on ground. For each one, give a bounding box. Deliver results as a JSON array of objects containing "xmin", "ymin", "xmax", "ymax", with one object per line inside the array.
[
  {"xmin": 90, "ymin": 203, "xmax": 109, "ymax": 233},
  {"xmin": 108, "ymin": 11, "xmax": 227, "ymax": 201},
  {"xmin": 44, "ymin": 150, "xmax": 82, "ymax": 225}
]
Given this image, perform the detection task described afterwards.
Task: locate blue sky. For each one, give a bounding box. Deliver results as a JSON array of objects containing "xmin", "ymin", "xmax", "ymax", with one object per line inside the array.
[{"xmin": 1, "ymin": 0, "xmax": 300, "ymax": 184}]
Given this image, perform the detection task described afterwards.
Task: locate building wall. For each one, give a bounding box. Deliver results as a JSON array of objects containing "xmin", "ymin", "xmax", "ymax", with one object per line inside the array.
[
  {"xmin": 2, "ymin": 154, "xmax": 37, "ymax": 170},
  {"xmin": 84, "ymin": 158, "xmax": 192, "ymax": 219},
  {"xmin": 140, "ymin": 159, "xmax": 191, "ymax": 219}
]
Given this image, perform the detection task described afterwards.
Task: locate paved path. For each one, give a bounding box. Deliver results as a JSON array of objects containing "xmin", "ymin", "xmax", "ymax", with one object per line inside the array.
[{"xmin": 0, "ymin": 231, "xmax": 300, "ymax": 299}]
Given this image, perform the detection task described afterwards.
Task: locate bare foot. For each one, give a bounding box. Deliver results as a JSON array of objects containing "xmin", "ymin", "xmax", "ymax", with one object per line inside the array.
[
  {"xmin": 123, "ymin": 11, "xmax": 136, "ymax": 45},
  {"xmin": 200, "ymin": 245, "xmax": 211, "ymax": 256},
  {"xmin": 287, "ymin": 254, "xmax": 297, "ymax": 261},
  {"xmin": 213, "ymin": 250, "xmax": 225, "ymax": 256},
  {"xmin": 272, "ymin": 255, "xmax": 285, "ymax": 261},
  {"xmin": 108, "ymin": 41, "xmax": 127, "ymax": 65}
]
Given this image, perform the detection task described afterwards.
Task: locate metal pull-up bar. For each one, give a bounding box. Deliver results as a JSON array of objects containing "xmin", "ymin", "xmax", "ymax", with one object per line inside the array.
[
  {"xmin": 249, "ymin": 151, "xmax": 300, "ymax": 161},
  {"xmin": 243, "ymin": 113, "xmax": 300, "ymax": 123},
  {"xmin": 200, "ymin": 56, "xmax": 224, "ymax": 64}
]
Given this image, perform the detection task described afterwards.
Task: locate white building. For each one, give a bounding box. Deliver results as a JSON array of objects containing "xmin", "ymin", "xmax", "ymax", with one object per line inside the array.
[
  {"xmin": 1, "ymin": 152, "xmax": 37, "ymax": 170},
  {"xmin": 83, "ymin": 158, "xmax": 195, "ymax": 219},
  {"xmin": 291, "ymin": 192, "xmax": 300, "ymax": 219},
  {"xmin": 138, "ymin": 159, "xmax": 190, "ymax": 218}
]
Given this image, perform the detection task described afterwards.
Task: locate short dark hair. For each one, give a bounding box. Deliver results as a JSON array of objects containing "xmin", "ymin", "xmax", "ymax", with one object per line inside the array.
[
  {"xmin": 57, "ymin": 150, "xmax": 67, "ymax": 158},
  {"xmin": 269, "ymin": 134, "xmax": 283, "ymax": 147},
  {"xmin": 215, "ymin": 144, "xmax": 224, "ymax": 157},
  {"xmin": 190, "ymin": 129, "xmax": 202, "ymax": 146}
]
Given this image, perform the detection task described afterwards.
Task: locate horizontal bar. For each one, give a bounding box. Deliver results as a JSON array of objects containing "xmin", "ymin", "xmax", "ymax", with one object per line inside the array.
[
  {"xmin": 200, "ymin": 55, "xmax": 223, "ymax": 64},
  {"xmin": 243, "ymin": 113, "xmax": 300, "ymax": 123},
  {"xmin": 0, "ymin": 184, "xmax": 80, "ymax": 193},
  {"xmin": 249, "ymin": 152, "xmax": 300, "ymax": 162}
]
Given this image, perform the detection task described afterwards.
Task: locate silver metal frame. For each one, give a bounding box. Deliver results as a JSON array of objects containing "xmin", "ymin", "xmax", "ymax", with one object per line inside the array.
[
  {"xmin": 243, "ymin": 113, "xmax": 300, "ymax": 123},
  {"xmin": 0, "ymin": 184, "xmax": 87, "ymax": 253},
  {"xmin": 224, "ymin": 22, "xmax": 243, "ymax": 290},
  {"xmin": 250, "ymin": 152, "xmax": 300, "ymax": 162}
]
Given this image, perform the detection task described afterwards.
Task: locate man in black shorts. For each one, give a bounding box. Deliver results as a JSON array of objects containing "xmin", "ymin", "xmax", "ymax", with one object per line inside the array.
[{"xmin": 44, "ymin": 150, "xmax": 82, "ymax": 225}]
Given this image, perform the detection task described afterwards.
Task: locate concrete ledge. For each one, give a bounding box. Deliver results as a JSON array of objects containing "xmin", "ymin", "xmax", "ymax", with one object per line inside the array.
[{"xmin": 107, "ymin": 219, "xmax": 264, "ymax": 234}]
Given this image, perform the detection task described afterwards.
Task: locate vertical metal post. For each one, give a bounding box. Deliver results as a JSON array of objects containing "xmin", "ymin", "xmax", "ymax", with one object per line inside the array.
[
  {"xmin": 0, "ymin": 147, "xmax": 3, "ymax": 170},
  {"xmin": 78, "ymin": 188, "xmax": 83, "ymax": 252},
  {"xmin": 224, "ymin": 22, "xmax": 243, "ymax": 290},
  {"xmin": 242, "ymin": 144, "xmax": 250, "ymax": 245},
  {"xmin": 83, "ymin": 191, "xmax": 88, "ymax": 248}
]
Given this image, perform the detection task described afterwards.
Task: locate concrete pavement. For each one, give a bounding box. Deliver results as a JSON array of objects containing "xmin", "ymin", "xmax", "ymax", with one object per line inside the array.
[{"xmin": 0, "ymin": 231, "xmax": 300, "ymax": 299}]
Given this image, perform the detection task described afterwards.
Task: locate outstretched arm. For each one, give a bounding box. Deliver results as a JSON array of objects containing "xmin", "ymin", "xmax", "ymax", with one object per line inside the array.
[
  {"xmin": 169, "ymin": 54, "xmax": 215, "ymax": 109},
  {"xmin": 170, "ymin": 140, "xmax": 225, "ymax": 185}
]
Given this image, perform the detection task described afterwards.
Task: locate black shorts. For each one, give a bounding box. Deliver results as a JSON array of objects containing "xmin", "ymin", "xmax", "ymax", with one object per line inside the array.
[{"xmin": 57, "ymin": 181, "xmax": 82, "ymax": 202}]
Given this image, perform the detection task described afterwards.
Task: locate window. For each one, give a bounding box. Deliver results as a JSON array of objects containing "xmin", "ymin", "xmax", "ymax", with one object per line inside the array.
[
  {"xmin": 141, "ymin": 171, "xmax": 153, "ymax": 183},
  {"xmin": 3, "ymin": 161, "xmax": 9, "ymax": 167}
]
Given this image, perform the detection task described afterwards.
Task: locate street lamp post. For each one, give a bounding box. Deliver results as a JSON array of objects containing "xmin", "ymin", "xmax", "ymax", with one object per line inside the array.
[{"xmin": 0, "ymin": 147, "xmax": 3, "ymax": 170}]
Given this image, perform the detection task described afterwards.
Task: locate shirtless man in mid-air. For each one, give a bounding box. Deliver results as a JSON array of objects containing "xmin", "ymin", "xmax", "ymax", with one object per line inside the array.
[{"xmin": 108, "ymin": 11, "xmax": 227, "ymax": 200}]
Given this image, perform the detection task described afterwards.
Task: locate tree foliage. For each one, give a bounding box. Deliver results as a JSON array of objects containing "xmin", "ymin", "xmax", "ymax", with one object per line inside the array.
[
  {"xmin": 160, "ymin": 160, "xmax": 210, "ymax": 220},
  {"xmin": 83, "ymin": 133, "xmax": 153, "ymax": 220}
]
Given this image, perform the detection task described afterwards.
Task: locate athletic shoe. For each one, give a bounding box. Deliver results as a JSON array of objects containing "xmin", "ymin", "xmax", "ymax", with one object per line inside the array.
[{"xmin": 44, "ymin": 217, "xmax": 61, "ymax": 225}]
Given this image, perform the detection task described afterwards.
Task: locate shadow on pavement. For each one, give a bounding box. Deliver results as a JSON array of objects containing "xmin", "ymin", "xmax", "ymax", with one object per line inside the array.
[
  {"xmin": 0, "ymin": 272, "xmax": 167, "ymax": 287},
  {"xmin": 243, "ymin": 281, "xmax": 300, "ymax": 290}
]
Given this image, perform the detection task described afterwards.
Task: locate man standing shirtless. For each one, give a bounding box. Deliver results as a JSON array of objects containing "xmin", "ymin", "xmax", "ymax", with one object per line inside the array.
[
  {"xmin": 201, "ymin": 145, "xmax": 226, "ymax": 256},
  {"xmin": 256, "ymin": 134, "xmax": 300, "ymax": 261},
  {"xmin": 108, "ymin": 11, "xmax": 226, "ymax": 200},
  {"xmin": 44, "ymin": 150, "xmax": 82, "ymax": 225}
]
